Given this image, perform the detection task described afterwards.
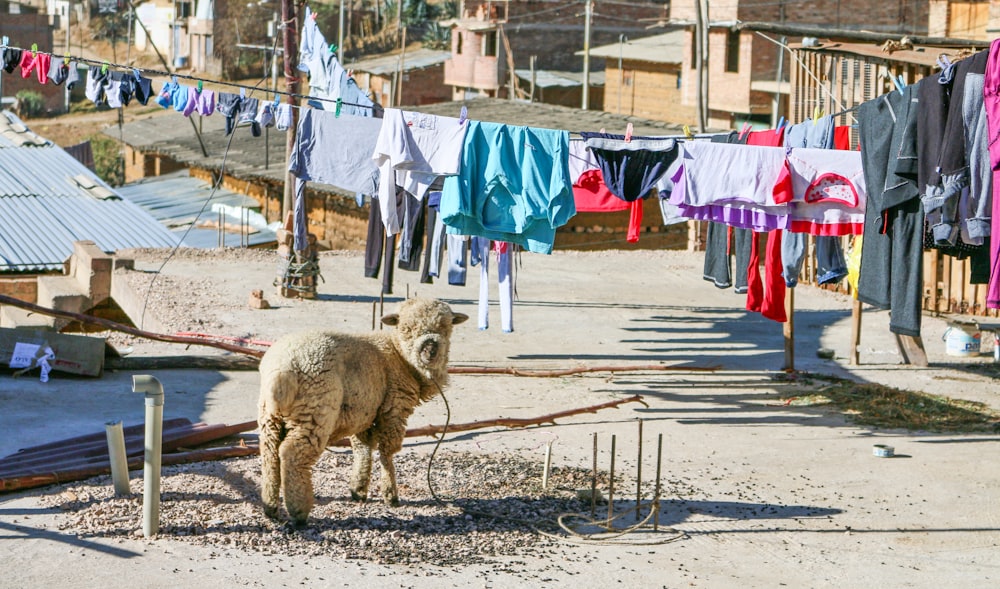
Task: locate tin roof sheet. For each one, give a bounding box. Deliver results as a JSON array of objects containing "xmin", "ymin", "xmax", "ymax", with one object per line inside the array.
[
  {"xmin": 0, "ymin": 120, "xmax": 179, "ymax": 272},
  {"xmin": 117, "ymin": 171, "xmax": 278, "ymax": 248}
]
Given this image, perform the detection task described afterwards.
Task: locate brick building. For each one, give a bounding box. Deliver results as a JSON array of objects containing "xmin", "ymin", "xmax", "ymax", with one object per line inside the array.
[
  {"xmin": 346, "ymin": 48, "xmax": 452, "ymax": 107},
  {"xmin": 443, "ymin": 0, "xmax": 669, "ymax": 101},
  {"xmin": 668, "ymin": 0, "xmax": 932, "ymax": 129},
  {"xmin": 0, "ymin": 13, "xmax": 65, "ymax": 114},
  {"xmin": 583, "ymin": 30, "xmax": 696, "ymax": 124}
]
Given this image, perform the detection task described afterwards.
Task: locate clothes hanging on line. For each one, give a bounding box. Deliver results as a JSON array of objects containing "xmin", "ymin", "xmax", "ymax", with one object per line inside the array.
[
  {"xmin": 373, "ymin": 108, "xmax": 467, "ymax": 236},
  {"xmin": 568, "ymin": 140, "xmax": 645, "ymax": 243},
  {"xmin": 439, "ymin": 120, "xmax": 575, "ymax": 255}
]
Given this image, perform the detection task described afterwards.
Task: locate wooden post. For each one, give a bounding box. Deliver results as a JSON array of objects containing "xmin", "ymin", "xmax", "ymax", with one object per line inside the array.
[
  {"xmin": 281, "ymin": 0, "xmax": 300, "ymax": 219},
  {"xmin": 783, "ymin": 287, "xmax": 794, "ymax": 371},
  {"xmin": 849, "ymin": 299, "xmax": 862, "ymax": 365}
]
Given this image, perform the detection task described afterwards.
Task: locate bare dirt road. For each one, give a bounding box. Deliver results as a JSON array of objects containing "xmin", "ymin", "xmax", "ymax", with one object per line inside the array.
[{"xmin": 1, "ymin": 248, "xmax": 998, "ymax": 588}]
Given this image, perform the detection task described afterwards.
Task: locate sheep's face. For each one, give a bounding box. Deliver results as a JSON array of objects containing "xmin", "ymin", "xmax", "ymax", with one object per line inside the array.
[{"xmin": 383, "ymin": 298, "xmax": 468, "ymax": 380}]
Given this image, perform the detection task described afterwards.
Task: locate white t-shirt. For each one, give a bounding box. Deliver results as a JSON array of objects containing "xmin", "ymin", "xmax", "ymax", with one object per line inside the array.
[{"xmin": 372, "ymin": 108, "xmax": 467, "ymax": 235}]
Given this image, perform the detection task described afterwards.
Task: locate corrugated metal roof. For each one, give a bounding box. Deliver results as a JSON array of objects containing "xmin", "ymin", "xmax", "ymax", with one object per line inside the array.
[
  {"xmin": 0, "ymin": 120, "xmax": 179, "ymax": 272},
  {"xmin": 514, "ymin": 69, "xmax": 605, "ymax": 88},
  {"xmin": 345, "ymin": 49, "xmax": 451, "ymax": 76},
  {"xmin": 0, "ymin": 110, "xmax": 51, "ymax": 148},
  {"xmin": 581, "ymin": 31, "xmax": 686, "ymax": 64},
  {"xmin": 117, "ymin": 171, "xmax": 278, "ymax": 248}
]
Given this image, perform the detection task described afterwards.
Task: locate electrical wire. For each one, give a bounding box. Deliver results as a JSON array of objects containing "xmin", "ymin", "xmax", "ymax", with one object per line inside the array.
[{"xmin": 0, "ymin": 45, "xmax": 374, "ymax": 110}]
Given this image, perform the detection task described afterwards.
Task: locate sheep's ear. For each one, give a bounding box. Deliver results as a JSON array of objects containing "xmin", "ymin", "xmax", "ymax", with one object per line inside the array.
[
  {"xmin": 382, "ymin": 313, "xmax": 400, "ymax": 327},
  {"xmin": 451, "ymin": 312, "xmax": 469, "ymax": 325}
]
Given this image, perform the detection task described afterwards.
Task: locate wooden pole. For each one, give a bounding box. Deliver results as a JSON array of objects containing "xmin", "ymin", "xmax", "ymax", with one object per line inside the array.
[
  {"xmin": 281, "ymin": 0, "xmax": 300, "ymax": 219},
  {"xmin": 849, "ymin": 298, "xmax": 862, "ymax": 365},
  {"xmin": 783, "ymin": 287, "xmax": 794, "ymax": 371}
]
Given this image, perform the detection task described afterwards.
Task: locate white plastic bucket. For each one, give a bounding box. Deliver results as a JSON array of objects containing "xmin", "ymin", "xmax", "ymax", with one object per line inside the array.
[{"xmin": 943, "ymin": 325, "xmax": 981, "ymax": 357}]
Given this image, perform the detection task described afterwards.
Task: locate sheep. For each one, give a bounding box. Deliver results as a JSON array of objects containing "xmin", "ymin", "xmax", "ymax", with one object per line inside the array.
[{"xmin": 257, "ymin": 297, "xmax": 468, "ymax": 524}]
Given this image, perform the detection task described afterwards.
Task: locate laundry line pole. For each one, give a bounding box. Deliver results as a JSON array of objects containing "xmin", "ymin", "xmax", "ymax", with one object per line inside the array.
[
  {"xmin": 581, "ymin": 0, "xmax": 592, "ymax": 110},
  {"xmin": 281, "ymin": 0, "xmax": 300, "ymax": 219}
]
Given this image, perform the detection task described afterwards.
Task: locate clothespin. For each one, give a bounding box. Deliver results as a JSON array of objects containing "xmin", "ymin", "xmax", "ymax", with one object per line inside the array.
[
  {"xmin": 774, "ymin": 116, "xmax": 785, "ymax": 135},
  {"xmin": 896, "ymin": 74, "xmax": 907, "ymax": 93},
  {"xmin": 240, "ymin": 87, "xmax": 246, "ymax": 98},
  {"xmin": 329, "ymin": 44, "xmax": 338, "ymax": 54},
  {"xmin": 64, "ymin": 53, "xmax": 71, "ymax": 65},
  {"xmin": 1, "ymin": 36, "xmax": 9, "ymax": 49},
  {"xmin": 101, "ymin": 61, "xmax": 109, "ymax": 74},
  {"xmin": 30, "ymin": 43, "xmax": 37, "ymax": 55},
  {"xmin": 197, "ymin": 80, "xmax": 203, "ymax": 92},
  {"xmin": 683, "ymin": 125, "xmax": 693, "ymax": 140},
  {"xmin": 132, "ymin": 67, "xmax": 141, "ymax": 81},
  {"xmin": 458, "ymin": 105, "xmax": 468, "ymax": 125},
  {"xmin": 738, "ymin": 121, "xmax": 751, "ymax": 141},
  {"xmin": 335, "ymin": 98, "xmax": 342, "ymax": 118},
  {"xmin": 624, "ymin": 122, "xmax": 633, "ymax": 143},
  {"xmin": 937, "ymin": 54, "xmax": 952, "ymax": 71},
  {"xmin": 812, "ymin": 105, "xmax": 823, "ymax": 124}
]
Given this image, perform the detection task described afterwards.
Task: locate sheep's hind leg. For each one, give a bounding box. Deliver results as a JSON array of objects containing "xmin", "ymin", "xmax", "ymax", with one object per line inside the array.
[
  {"xmin": 280, "ymin": 422, "xmax": 331, "ymax": 526},
  {"xmin": 349, "ymin": 434, "xmax": 374, "ymax": 501},
  {"xmin": 258, "ymin": 416, "xmax": 285, "ymax": 519}
]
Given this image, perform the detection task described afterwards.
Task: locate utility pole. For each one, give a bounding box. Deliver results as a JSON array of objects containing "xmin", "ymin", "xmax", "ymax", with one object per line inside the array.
[
  {"xmin": 694, "ymin": 0, "xmax": 709, "ymax": 131},
  {"xmin": 581, "ymin": 0, "xmax": 592, "ymax": 110},
  {"xmin": 338, "ymin": 0, "xmax": 344, "ymax": 61},
  {"xmin": 281, "ymin": 0, "xmax": 299, "ymax": 219}
]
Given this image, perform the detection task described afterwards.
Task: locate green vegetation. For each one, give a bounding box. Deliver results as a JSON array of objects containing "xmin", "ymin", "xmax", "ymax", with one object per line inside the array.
[
  {"xmin": 88, "ymin": 134, "xmax": 125, "ymax": 187},
  {"xmin": 15, "ymin": 90, "xmax": 45, "ymax": 118}
]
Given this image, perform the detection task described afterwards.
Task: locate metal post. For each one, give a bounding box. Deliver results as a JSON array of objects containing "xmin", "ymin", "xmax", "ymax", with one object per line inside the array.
[
  {"xmin": 654, "ymin": 433, "xmax": 663, "ymax": 531},
  {"xmin": 607, "ymin": 434, "xmax": 616, "ymax": 527},
  {"xmin": 590, "ymin": 432, "xmax": 598, "ymax": 518},
  {"xmin": 581, "ymin": 0, "xmax": 592, "ymax": 110},
  {"xmin": 635, "ymin": 419, "xmax": 643, "ymax": 521}
]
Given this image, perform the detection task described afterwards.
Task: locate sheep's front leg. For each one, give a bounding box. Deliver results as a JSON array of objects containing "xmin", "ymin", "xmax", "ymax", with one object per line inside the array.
[
  {"xmin": 349, "ymin": 434, "xmax": 374, "ymax": 501},
  {"xmin": 377, "ymin": 425, "xmax": 406, "ymax": 506}
]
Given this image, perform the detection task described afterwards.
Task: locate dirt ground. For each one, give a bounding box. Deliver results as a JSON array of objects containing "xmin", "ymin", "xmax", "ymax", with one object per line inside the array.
[{"xmin": 2, "ymin": 248, "xmax": 1000, "ymax": 588}]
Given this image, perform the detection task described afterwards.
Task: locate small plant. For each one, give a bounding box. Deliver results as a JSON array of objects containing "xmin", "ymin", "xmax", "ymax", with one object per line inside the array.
[
  {"xmin": 88, "ymin": 134, "xmax": 125, "ymax": 187},
  {"xmin": 422, "ymin": 22, "xmax": 451, "ymax": 50},
  {"xmin": 14, "ymin": 90, "xmax": 45, "ymax": 118}
]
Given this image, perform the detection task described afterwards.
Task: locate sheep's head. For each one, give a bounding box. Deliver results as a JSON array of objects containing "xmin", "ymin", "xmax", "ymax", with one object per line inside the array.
[{"xmin": 382, "ymin": 298, "xmax": 468, "ymax": 384}]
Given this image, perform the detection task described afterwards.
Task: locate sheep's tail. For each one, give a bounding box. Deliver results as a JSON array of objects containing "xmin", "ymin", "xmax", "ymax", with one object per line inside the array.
[{"xmin": 259, "ymin": 369, "xmax": 295, "ymax": 517}]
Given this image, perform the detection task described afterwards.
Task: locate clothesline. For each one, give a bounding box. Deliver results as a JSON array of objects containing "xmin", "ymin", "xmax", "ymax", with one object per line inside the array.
[{"xmin": 0, "ymin": 44, "xmax": 376, "ymax": 111}]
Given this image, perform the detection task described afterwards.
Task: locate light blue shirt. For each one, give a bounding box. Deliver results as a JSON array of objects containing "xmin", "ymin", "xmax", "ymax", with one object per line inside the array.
[{"xmin": 439, "ymin": 120, "xmax": 575, "ymax": 254}]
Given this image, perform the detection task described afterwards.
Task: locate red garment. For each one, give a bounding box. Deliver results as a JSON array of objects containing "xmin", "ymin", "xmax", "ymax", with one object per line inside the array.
[
  {"xmin": 742, "ymin": 128, "xmax": 787, "ymax": 321},
  {"xmin": 572, "ymin": 168, "xmax": 643, "ymax": 243},
  {"xmin": 745, "ymin": 128, "xmax": 785, "ymax": 147},
  {"xmin": 19, "ymin": 50, "xmax": 49, "ymax": 84},
  {"xmin": 745, "ymin": 229, "xmax": 787, "ymax": 322},
  {"xmin": 833, "ymin": 126, "xmax": 853, "ymax": 151}
]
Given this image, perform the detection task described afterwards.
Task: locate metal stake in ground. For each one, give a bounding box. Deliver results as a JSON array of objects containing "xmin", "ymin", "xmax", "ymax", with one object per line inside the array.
[
  {"xmin": 591, "ymin": 432, "xmax": 598, "ymax": 518},
  {"xmin": 654, "ymin": 433, "xmax": 663, "ymax": 531},
  {"xmin": 635, "ymin": 418, "xmax": 643, "ymax": 521},
  {"xmin": 607, "ymin": 434, "xmax": 616, "ymax": 528}
]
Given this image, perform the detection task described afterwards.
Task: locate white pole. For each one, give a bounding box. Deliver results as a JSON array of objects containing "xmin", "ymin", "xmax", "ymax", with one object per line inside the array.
[
  {"xmin": 105, "ymin": 421, "xmax": 131, "ymax": 496},
  {"xmin": 581, "ymin": 0, "xmax": 592, "ymax": 110},
  {"xmin": 133, "ymin": 375, "xmax": 164, "ymax": 538}
]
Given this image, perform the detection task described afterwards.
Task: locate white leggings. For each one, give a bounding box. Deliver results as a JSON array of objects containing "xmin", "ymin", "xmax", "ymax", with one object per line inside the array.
[{"xmin": 474, "ymin": 238, "xmax": 514, "ymax": 332}]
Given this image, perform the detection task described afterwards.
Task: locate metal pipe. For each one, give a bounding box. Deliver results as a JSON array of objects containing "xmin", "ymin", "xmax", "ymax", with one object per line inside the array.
[
  {"xmin": 105, "ymin": 421, "xmax": 130, "ymax": 496},
  {"xmin": 590, "ymin": 432, "xmax": 597, "ymax": 517},
  {"xmin": 607, "ymin": 434, "xmax": 615, "ymax": 527},
  {"xmin": 133, "ymin": 374, "xmax": 164, "ymax": 538},
  {"xmin": 635, "ymin": 419, "xmax": 642, "ymax": 521},
  {"xmin": 542, "ymin": 441, "xmax": 553, "ymax": 489},
  {"xmin": 654, "ymin": 433, "xmax": 663, "ymax": 531}
]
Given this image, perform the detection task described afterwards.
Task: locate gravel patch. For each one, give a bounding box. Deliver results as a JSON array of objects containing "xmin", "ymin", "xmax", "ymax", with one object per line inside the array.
[{"xmin": 40, "ymin": 450, "xmax": 641, "ymax": 567}]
